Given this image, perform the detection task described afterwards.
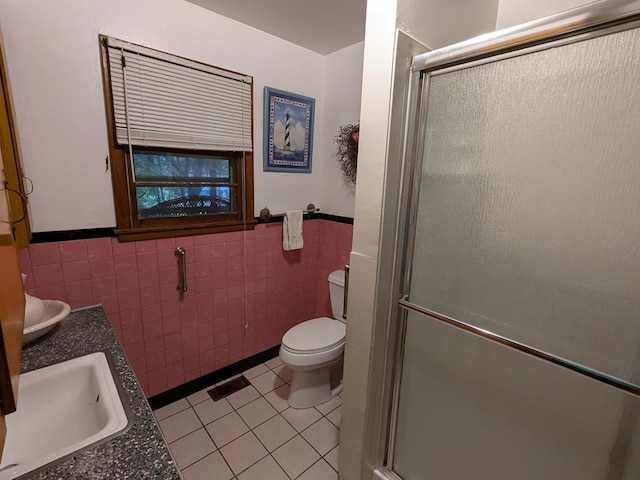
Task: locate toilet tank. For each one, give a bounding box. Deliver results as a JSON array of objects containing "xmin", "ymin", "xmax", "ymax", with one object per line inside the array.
[{"xmin": 328, "ymin": 270, "xmax": 346, "ymax": 320}]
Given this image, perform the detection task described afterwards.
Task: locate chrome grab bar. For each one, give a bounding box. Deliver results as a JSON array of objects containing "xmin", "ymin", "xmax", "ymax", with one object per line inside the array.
[
  {"xmin": 342, "ymin": 264, "xmax": 350, "ymax": 320},
  {"xmin": 399, "ymin": 298, "xmax": 640, "ymax": 398},
  {"xmin": 175, "ymin": 247, "xmax": 187, "ymax": 293}
]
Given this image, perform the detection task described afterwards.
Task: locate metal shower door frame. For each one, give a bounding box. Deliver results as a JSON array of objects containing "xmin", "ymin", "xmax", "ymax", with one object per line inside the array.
[{"xmin": 364, "ymin": 2, "xmax": 640, "ymax": 479}]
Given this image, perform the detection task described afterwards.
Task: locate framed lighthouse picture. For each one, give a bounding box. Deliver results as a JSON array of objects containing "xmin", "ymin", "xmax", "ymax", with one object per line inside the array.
[{"xmin": 263, "ymin": 87, "xmax": 315, "ymax": 173}]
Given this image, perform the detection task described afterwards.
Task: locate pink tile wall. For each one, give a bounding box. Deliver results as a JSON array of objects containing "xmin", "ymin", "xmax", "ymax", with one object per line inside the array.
[
  {"xmin": 18, "ymin": 219, "xmax": 353, "ymax": 397},
  {"xmin": 315, "ymin": 221, "xmax": 353, "ymax": 318}
]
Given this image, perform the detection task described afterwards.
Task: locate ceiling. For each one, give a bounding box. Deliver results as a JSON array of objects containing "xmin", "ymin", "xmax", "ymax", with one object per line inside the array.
[{"xmin": 187, "ymin": 0, "xmax": 367, "ymax": 55}]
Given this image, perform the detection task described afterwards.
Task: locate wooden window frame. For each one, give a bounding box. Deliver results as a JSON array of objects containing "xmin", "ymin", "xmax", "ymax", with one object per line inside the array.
[{"xmin": 98, "ymin": 36, "xmax": 255, "ymax": 242}]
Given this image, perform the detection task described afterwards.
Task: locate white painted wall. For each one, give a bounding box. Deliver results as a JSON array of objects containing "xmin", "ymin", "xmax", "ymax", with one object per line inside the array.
[
  {"xmin": 0, "ymin": 0, "xmax": 359, "ymax": 232},
  {"xmin": 320, "ymin": 42, "xmax": 364, "ymax": 219},
  {"xmin": 399, "ymin": 0, "xmax": 499, "ymax": 49},
  {"xmin": 496, "ymin": 0, "xmax": 597, "ymax": 29}
]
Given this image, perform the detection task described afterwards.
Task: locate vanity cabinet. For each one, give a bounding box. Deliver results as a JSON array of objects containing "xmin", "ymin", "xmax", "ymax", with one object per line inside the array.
[
  {"xmin": 0, "ymin": 200, "xmax": 24, "ymax": 458},
  {"xmin": 0, "ymin": 161, "xmax": 25, "ymax": 458},
  {"xmin": 0, "ymin": 23, "xmax": 28, "ymax": 458},
  {"xmin": 0, "ymin": 25, "xmax": 30, "ymax": 249}
]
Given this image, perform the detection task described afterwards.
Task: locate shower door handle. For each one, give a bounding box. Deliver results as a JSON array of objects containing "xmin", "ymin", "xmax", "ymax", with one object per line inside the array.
[
  {"xmin": 175, "ymin": 247, "xmax": 187, "ymax": 293},
  {"xmin": 343, "ymin": 264, "xmax": 350, "ymax": 320}
]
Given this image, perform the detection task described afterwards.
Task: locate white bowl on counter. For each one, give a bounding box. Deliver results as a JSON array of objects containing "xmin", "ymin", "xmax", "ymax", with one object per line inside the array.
[{"xmin": 23, "ymin": 297, "xmax": 70, "ymax": 345}]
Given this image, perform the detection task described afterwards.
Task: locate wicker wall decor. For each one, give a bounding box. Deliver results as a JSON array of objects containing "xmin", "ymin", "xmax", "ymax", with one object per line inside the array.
[{"xmin": 334, "ymin": 123, "xmax": 359, "ymax": 185}]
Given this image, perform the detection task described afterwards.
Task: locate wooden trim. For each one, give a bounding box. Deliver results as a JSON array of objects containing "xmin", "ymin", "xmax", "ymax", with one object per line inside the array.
[
  {"xmin": 115, "ymin": 219, "xmax": 256, "ymax": 242},
  {"xmin": 0, "ymin": 319, "xmax": 15, "ymax": 414},
  {"xmin": 0, "ymin": 33, "xmax": 31, "ymax": 248},
  {"xmin": 100, "ymin": 35, "xmax": 133, "ymax": 232},
  {"xmin": 243, "ymin": 152, "xmax": 255, "ymax": 225},
  {"xmin": 135, "ymin": 180, "xmax": 236, "ymax": 186},
  {"xmin": 0, "ymin": 416, "xmax": 5, "ymax": 459},
  {"xmin": 0, "ymin": 234, "xmax": 13, "ymax": 247},
  {"xmin": 99, "ymin": 35, "xmax": 256, "ymax": 243},
  {"xmin": 136, "ymin": 212, "xmax": 240, "ymax": 228},
  {"xmin": 114, "ymin": 218, "xmax": 257, "ymax": 234},
  {"xmin": 0, "ymin": 244, "xmax": 25, "ymax": 415}
]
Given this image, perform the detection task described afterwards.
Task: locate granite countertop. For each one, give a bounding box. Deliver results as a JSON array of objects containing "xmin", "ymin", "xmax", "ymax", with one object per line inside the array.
[{"xmin": 19, "ymin": 306, "xmax": 182, "ymax": 480}]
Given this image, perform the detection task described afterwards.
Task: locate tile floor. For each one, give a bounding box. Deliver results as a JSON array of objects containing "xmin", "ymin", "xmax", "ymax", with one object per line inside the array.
[{"xmin": 154, "ymin": 356, "xmax": 341, "ymax": 480}]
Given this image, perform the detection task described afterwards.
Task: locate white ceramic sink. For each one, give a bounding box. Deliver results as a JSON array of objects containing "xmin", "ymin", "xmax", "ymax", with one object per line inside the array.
[{"xmin": 0, "ymin": 352, "xmax": 129, "ymax": 479}]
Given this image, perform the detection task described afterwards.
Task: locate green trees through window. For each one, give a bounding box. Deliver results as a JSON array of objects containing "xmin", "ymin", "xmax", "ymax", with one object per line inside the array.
[{"xmin": 133, "ymin": 151, "xmax": 237, "ymax": 218}]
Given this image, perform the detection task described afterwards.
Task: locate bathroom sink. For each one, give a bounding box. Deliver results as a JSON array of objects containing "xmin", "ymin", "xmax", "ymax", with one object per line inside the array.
[
  {"xmin": 23, "ymin": 299, "xmax": 70, "ymax": 345},
  {"xmin": 0, "ymin": 352, "xmax": 130, "ymax": 479}
]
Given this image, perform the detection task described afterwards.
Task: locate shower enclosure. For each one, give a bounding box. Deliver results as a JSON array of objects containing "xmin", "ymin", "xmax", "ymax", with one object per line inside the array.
[{"xmin": 365, "ymin": 2, "xmax": 640, "ymax": 479}]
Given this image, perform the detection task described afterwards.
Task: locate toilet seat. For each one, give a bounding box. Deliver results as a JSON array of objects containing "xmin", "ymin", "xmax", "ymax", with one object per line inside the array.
[{"xmin": 281, "ymin": 317, "xmax": 346, "ymax": 353}]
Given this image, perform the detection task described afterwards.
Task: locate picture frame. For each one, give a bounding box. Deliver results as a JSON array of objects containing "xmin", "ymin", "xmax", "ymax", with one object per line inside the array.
[{"xmin": 263, "ymin": 87, "xmax": 315, "ymax": 173}]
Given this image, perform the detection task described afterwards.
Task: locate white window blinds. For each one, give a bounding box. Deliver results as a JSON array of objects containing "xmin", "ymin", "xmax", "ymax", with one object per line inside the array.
[{"xmin": 106, "ymin": 37, "xmax": 252, "ymax": 152}]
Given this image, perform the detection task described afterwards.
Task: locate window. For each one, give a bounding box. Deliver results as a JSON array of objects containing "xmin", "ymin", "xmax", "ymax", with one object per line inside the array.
[
  {"xmin": 99, "ymin": 36, "xmax": 255, "ymax": 241},
  {"xmin": 133, "ymin": 150, "xmax": 237, "ymax": 219}
]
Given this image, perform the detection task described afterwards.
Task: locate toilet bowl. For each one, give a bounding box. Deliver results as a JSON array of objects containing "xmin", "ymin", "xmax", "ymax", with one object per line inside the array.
[{"xmin": 279, "ymin": 270, "xmax": 346, "ymax": 408}]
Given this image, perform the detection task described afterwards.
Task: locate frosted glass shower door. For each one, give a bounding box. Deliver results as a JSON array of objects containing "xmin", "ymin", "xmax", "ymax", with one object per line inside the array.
[{"xmin": 391, "ymin": 19, "xmax": 640, "ymax": 480}]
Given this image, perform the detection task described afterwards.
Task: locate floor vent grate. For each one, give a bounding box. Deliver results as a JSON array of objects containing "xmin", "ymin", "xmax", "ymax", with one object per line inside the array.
[{"xmin": 207, "ymin": 375, "xmax": 251, "ymax": 401}]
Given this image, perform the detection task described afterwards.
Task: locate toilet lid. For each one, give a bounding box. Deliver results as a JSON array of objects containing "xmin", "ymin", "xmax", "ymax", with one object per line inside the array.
[{"xmin": 282, "ymin": 317, "xmax": 346, "ymax": 352}]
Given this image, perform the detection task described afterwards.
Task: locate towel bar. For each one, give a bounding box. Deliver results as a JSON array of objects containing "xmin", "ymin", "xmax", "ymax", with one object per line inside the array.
[{"xmin": 259, "ymin": 204, "xmax": 319, "ymax": 223}]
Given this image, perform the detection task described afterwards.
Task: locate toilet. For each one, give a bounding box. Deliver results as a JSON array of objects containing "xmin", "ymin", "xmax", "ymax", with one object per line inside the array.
[{"xmin": 279, "ymin": 269, "xmax": 346, "ymax": 408}]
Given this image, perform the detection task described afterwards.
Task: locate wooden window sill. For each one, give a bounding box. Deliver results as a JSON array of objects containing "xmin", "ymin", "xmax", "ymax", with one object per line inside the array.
[{"xmin": 114, "ymin": 219, "xmax": 257, "ymax": 242}]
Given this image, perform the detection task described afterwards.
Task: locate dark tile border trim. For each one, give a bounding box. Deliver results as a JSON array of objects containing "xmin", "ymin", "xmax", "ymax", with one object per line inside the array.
[
  {"xmin": 147, "ymin": 345, "xmax": 281, "ymax": 409},
  {"xmin": 29, "ymin": 214, "xmax": 354, "ymax": 243},
  {"xmin": 316, "ymin": 212, "xmax": 354, "ymax": 225},
  {"xmin": 255, "ymin": 212, "xmax": 353, "ymax": 225},
  {"xmin": 31, "ymin": 228, "xmax": 116, "ymax": 244}
]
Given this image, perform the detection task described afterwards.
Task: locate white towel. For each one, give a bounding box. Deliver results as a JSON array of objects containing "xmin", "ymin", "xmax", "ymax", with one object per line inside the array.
[{"xmin": 283, "ymin": 210, "xmax": 304, "ymax": 251}]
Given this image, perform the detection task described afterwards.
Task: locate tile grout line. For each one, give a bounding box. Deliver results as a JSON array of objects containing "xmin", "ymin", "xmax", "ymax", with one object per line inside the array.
[
  {"xmin": 164, "ymin": 400, "xmax": 339, "ymax": 467},
  {"xmin": 222, "ymin": 380, "xmax": 280, "ymax": 477},
  {"xmin": 292, "ymin": 415, "xmax": 340, "ymax": 465},
  {"xmin": 294, "ymin": 457, "xmax": 333, "ymax": 480},
  {"xmin": 157, "ymin": 360, "xmax": 340, "ymax": 479},
  {"xmin": 160, "ymin": 390, "xmax": 334, "ymax": 433},
  {"xmin": 228, "ymin": 390, "xmax": 280, "ymax": 476},
  {"xmin": 181, "ymin": 447, "xmax": 220, "ymax": 473},
  {"xmin": 198, "ymin": 407, "xmax": 238, "ymax": 479},
  {"xmin": 269, "ymin": 409, "xmax": 335, "ymax": 478},
  {"xmin": 224, "ymin": 364, "xmax": 323, "ymax": 478},
  {"xmin": 298, "ymin": 399, "xmax": 342, "ymax": 473},
  {"xmin": 270, "ymin": 451, "xmax": 295, "ymax": 480},
  {"xmin": 159, "ymin": 374, "xmax": 278, "ymax": 446},
  {"xmin": 164, "ymin": 407, "xmax": 218, "ymax": 471},
  {"xmin": 159, "ymin": 410, "xmax": 205, "ymax": 445},
  {"xmin": 186, "ymin": 388, "xmax": 271, "ymax": 477},
  {"xmin": 162, "ymin": 386, "xmax": 253, "ymax": 473}
]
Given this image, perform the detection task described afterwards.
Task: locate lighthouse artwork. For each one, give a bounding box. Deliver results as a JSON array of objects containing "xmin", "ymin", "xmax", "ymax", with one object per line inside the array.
[
  {"xmin": 263, "ymin": 87, "xmax": 315, "ymax": 173},
  {"xmin": 283, "ymin": 110, "xmax": 292, "ymax": 151}
]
